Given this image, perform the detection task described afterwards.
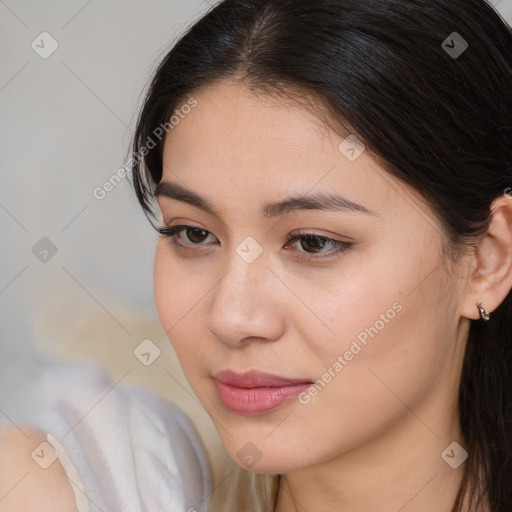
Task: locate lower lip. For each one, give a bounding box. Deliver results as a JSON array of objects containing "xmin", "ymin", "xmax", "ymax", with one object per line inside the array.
[{"xmin": 214, "ymin": 381, "xmax": 311, "ymax": 415}]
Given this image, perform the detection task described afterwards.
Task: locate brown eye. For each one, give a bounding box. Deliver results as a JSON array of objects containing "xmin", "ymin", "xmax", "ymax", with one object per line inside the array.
[
  {"xmin": 299, "ymin": 235, "xmax": 328, "ymax": 253},
  {"xmin": 286, "ymin": 232, "xmax": 353, "ymax": 261},
  {"xmin": 156, "ymin": 225, "xmax": 218, "ymax": 246},
  {"xmin": 183, "ymin": 227, "xmax": 210, "ymax": 244}
]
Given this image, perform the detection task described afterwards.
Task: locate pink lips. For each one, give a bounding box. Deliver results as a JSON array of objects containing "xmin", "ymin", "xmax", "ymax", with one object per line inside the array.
[{"xmin": 212, "ymin": 369, "xmax": 312, "ymax": 415}]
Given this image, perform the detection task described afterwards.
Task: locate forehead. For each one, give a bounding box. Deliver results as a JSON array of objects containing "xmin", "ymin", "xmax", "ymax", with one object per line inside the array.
[
  {"xmin": 166, "ymin": 80, "xmax": 333, "ymax": 156},
  {"xmin": 160, "ymin": 80, "xmax": 432, "ymax": 225},
  {"xmin": 163, "ymin": 82, "xmax": 357, "ymax": 184}
]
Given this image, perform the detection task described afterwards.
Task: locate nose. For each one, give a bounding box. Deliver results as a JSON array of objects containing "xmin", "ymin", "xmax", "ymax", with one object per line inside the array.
[{"xmin": 207, "ymin": 249, "xmax": 286, "ymax": 348}]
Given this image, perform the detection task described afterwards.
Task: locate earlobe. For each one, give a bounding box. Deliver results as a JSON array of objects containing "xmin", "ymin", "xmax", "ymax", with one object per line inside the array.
[{"xmin": 460, "ymin": 195, "xmax": 512, "ymax": 321}]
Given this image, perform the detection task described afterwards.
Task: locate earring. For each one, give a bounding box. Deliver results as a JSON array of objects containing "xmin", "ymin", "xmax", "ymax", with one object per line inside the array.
[{"xmin": 476, "ymin": 302, "xmax": 490, "ymax": 321}]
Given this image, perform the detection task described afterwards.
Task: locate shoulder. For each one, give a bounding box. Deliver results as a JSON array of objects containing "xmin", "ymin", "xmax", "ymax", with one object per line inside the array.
[{"xmin": 0, "ymin": 426, "xmax": 78, "ymax": 512}]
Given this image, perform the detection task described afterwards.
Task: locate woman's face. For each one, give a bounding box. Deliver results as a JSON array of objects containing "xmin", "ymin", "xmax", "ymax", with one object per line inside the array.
[{"xmin": 154, "ymin": 80, "xmax": 470, "ymax": 473}]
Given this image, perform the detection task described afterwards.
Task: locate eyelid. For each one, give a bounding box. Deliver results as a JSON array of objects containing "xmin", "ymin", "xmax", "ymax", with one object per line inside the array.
[{"xmin": 287, "ymin": 228, "xmax": 354, "ymax": 243}]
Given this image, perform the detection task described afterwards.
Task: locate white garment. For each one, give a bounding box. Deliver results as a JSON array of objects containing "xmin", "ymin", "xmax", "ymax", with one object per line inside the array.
[
  {"xmin": 1, "ymin": 360, "xmax": 211, "ymax": 512},
  {"xmin": 46, "ymin": 433, "xmax": 91, "ymax": 512}
]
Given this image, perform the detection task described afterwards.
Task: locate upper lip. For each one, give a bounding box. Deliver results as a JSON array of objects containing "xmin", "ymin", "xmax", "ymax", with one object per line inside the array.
[{"xmin": 212, "ymin": 369, "xmax": 312, "ymax": 388}]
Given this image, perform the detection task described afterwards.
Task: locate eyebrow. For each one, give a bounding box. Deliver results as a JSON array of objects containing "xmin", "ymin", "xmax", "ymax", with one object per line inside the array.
[{"xmin": 154, "ymin": 181, "xmax": 376, "ymax": 218}]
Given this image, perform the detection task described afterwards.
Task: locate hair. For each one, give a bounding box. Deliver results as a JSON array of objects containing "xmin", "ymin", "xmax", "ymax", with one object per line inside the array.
[{"xmin": 129, "ymin": 0, "xmax": 512, "ymax": 510}]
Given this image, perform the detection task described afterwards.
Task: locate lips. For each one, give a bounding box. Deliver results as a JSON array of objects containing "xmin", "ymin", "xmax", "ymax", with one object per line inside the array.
[{"xmin": 212, "ymin": 369, "xmax": 312, "ymax": 415}]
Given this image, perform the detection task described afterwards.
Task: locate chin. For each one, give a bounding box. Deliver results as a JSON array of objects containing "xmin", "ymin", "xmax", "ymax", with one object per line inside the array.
[
  {"xmin": 233, "ymin": 455, "xmax": 296, "ymax": 475},
  {"xmin": 218, "ymin": 435, "xmax": 308, "ymax": 474}
]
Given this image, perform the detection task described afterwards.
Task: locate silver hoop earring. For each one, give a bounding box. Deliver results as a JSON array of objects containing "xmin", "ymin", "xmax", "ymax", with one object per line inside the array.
[{"xmin": 476, "ymin": 302, "xmax": 490, "ymax": 321}]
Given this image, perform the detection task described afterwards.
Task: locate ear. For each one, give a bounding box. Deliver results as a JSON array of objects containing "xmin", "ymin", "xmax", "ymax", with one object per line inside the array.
[{"xmin": 461, "ymin": 194, "xmax": 512, "ymax": 320}]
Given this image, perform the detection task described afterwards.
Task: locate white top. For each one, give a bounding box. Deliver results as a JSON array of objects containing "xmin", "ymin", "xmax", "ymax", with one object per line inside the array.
[
  {"xmin": 1, "ymin": 360, "xmax": 211, "ymax": 512},
  {"xmin": 46, "ymin": 433, "xmax": 90, "ymax": 512}
]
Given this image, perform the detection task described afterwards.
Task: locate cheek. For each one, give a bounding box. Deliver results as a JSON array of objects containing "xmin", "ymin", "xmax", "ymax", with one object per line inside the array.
[
  {"xmin": 154, "ymin": 246, "xmax": 196, "ymax": 346},
  {"xmin": 288, "ymin": 245, "xmax": 456, "ymax": 408},
  {"xmin": 154, "ymin": 244, "xmax": 204, "ymax": 326},
  {"xmin": 153, "ymin": 245, "xmax": 176, "ymax": 329},
  {"xmin": 277, "ymin": 258, "xmax": 401, "ymax": 367},
  {"xmin": 312, "ymin": 281, "xmax": 456, "ymax": 427},
  {"xmin": 153, "ymin": 245, "xmax": 213, "ymax": 376}
]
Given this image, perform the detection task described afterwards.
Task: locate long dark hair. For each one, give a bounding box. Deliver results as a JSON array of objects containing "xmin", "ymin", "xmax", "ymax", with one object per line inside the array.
[{"xmin": 129, "ymin": 1, "xmax": 512, "ymax": 510}]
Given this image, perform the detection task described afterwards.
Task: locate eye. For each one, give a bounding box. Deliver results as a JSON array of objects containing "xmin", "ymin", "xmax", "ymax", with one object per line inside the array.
[
  {"xmin": 156, "ymin": 224, "xmax": 352, "ymax": 261},
  {"xmin": 156, "ymin": 225, "xmax": 218, "ymax": 246},
  {"xmin": 285, "ymin": 232, "xmax": 352, "ymax": 260}
]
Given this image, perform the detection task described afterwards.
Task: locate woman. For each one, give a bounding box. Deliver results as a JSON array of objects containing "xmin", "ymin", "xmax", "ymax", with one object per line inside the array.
[{"xmin": 130, "ymin": 0, "xmax": 512, "ymax": 510}]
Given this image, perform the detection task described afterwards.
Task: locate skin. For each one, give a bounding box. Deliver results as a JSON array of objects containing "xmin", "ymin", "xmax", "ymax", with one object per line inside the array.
[
  {"xmin": 0, "ymin": 427, "xmax": 79, "ymax": 512},
  {"xmin": 154, "ymin": 79, "xmax": 512, "ymax": 512}
]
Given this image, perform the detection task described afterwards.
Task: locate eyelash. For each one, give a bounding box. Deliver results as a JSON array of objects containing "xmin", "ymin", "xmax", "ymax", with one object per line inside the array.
[{"xmin": 155, "ymin": 224, "xmax": 352, "ymax": 261}]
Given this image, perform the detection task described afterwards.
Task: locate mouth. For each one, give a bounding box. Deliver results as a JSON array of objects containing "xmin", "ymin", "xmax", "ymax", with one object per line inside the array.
[{"xmin": 212, "ymin": 369, "xmax": 313, "ymax": 416}]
